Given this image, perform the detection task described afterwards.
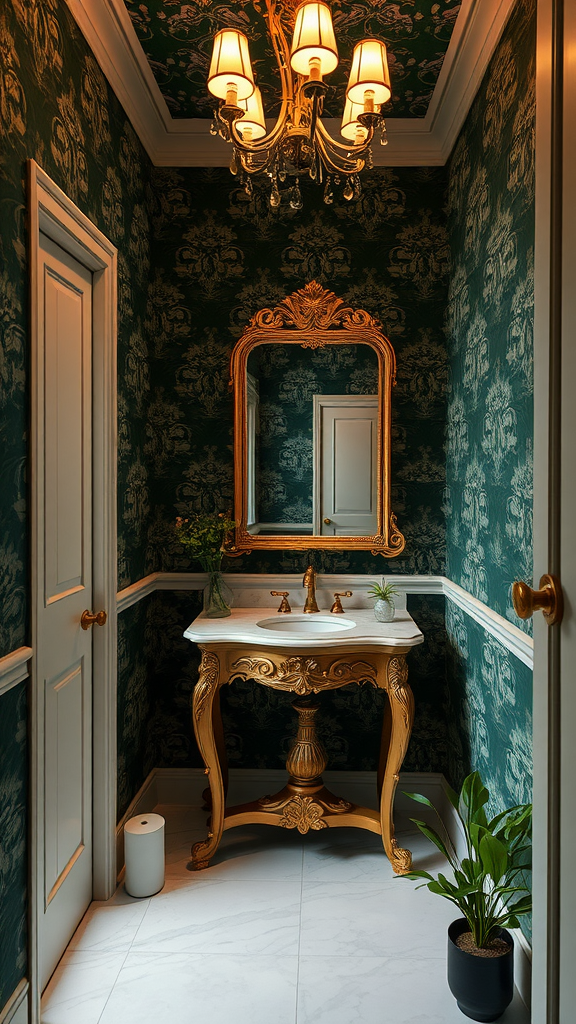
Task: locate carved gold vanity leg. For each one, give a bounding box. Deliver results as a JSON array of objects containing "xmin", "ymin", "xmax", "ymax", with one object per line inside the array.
[
  {"xmin": 201, "ymin": 690, "xmax": 229, "ymax": 809},
  {"xmin": 190, "ymin": 648, "xmax": 225, "ymax": 870},
  {"xmin": 379, "ymin": 655, "xmax": 415, "ymax": 874}
]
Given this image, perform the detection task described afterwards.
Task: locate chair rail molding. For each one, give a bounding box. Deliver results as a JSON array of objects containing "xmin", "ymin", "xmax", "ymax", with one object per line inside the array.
[
  {"xmin": 0, "ymin": 647, "xmax": 33, "ymax": 698},
  {"xmin": 117, "ymin": 572, "xmax": 533, "ymax": 668},
  {"xmin": 66, "ymin": 0, "xmax": 515, "ymax": 167}
]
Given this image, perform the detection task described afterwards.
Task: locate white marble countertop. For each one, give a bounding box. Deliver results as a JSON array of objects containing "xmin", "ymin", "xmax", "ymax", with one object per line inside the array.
[{"xmin": 183, "ymin": 607, "xmax": 424, "ymax": 649}]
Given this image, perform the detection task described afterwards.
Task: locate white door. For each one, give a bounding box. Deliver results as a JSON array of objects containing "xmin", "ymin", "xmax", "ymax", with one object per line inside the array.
[
  {"xmin": 35, "ymin": 233, "xmax": 94, "ymax": 989},
  {"xmin": 314, "ymin": 395, "xmax": 378, "ymax": 535},
  {"xmin": 530, "ymin": 1, "xmax": 576, "ymax": 1019}
]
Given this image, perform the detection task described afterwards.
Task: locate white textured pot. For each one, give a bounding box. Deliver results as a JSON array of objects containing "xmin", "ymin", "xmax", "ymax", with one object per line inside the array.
[{"xmin": 374, "ymin": 598, "xmax": 395, "ymax": 622}]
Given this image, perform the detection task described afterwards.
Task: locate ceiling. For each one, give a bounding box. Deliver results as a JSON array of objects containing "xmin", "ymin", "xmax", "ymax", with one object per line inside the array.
[
  {"xmin": 121, "ymin": 0, "xmax": 462, "ymax": 120},
  {"xmin": 68, "ymin": 0, "xmax": 515, "ymax": 165}
]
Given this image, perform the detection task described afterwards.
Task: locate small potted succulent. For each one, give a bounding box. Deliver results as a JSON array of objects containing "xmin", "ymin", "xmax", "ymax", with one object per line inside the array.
[
  {"xmin": 367, "ymin": 580, "xmax": 399, "ymax": 622},
  {"xmin": 175, "ymin": 511, "xmax": 237, "ymax": 617},
  {"xmin": 401, "ymin": 771, "xmax": 532, "ymax": 1022}
]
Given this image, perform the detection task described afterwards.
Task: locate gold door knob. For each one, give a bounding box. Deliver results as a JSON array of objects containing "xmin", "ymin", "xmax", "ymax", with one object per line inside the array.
[
  {"xmin": 511, "ymin": 574, "xmax": 563, "ymax": 626},
  {"xmin": 80, "ymin": 609, "xmax": 108, "ymax": 630},
  {"xmin": 323, "ymin": 518, "xmax": 332, "ymax": 525}
]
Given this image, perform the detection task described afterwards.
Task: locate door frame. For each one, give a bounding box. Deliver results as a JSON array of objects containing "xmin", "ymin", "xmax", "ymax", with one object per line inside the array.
[{"xmin": 28, "ymin": 161, "xmax": 118, "ymax": 1016}]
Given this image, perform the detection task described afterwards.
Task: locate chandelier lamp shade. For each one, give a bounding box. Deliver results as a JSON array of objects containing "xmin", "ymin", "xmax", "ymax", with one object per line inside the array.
[{"xmin": 207, "ymin": 0, "xmax": 392, "ymax": 207}]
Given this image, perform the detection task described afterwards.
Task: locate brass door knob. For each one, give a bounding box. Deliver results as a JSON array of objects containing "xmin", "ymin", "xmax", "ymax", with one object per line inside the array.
[
  {"xmin": 511, "ymin": 574, "xmax": 563, "ymax": 626},
  {"xmin": 80, "ymin": 609, "xmax": 108, "ymax": 630},
  {"xmin": 323, "ymin": 518, "xmax": 332, "ymax": 525}
]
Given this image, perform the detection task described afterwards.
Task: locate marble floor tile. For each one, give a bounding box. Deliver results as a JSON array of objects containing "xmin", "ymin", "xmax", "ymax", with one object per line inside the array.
[
  {"xmin": 66, "ymin": 900, "xmax": 149, "ymax": 952},
  {"xmin": 302, "ymin": 827, "xmax": 446, "ymax": 883},
  {"xmin": 132, "ymin": 878, "xmax": 302, "ymax": 955},
  {"xmin": 165, "ymin": 824, "xmax": 304, "ymax": 881},
  {"xmin": 300, "ymin": 878, "xmax": 457, "ymax": 959},
  {"xmin": 99, "ymin": 951, "xmax": 299, "ymax": 1024},
  {"xmin": 296, "ymin": 954, "xmax": 530, "ymax": 1024},
  {"xmin": 40, "ymin": 951, "xmax": 127, "ymax": 1024}
]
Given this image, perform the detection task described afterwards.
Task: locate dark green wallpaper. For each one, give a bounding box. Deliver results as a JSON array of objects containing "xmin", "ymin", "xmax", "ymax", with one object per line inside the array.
[
  {"xmin": 146, "ymin": 164, "xmax": 449, "ymax": 578},
  {"xmin": 446, "ymin": 0, "xmax": 535, "ymax": 631},
  {"xmin": 0, "ymin": 682, "xmax": 27, "ymax": 1010}
]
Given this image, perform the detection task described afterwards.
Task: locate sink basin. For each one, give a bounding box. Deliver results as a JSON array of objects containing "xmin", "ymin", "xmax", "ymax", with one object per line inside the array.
[{"xmin": 256, "ymin": 615, "xmax": 356, "ymax": 634}]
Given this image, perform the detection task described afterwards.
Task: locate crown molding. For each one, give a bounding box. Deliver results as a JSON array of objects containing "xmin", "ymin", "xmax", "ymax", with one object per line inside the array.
[{"xmin": 66, "ymin": 0, "xmax": 515, "ymax": 167}]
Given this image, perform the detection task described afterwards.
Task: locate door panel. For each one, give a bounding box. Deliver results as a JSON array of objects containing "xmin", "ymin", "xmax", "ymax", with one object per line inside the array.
[
  {"xmin": 36, "ymin": 233, "xmax": 93, "ymax": 990},
  {"xmin": 316, "ymin": 396, "xmax": 378, "ymax": 535}
]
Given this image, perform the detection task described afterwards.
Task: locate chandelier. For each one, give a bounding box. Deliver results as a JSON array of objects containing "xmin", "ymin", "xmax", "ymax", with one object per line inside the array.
[{"xmin": 207, "ymin": 0, "xmax": 391, "ymax": 208}]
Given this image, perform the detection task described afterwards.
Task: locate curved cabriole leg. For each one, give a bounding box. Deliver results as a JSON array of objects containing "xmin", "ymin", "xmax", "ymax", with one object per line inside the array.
[
  {"xmin": 190, "ymin": 649, "xmax": 225, "ymax": 870},
  {"xmin": 380, "ymin": 655, "xmax": 415, "ymax": 874}
]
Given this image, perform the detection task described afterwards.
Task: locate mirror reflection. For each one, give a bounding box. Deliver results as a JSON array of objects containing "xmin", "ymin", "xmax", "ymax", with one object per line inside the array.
[{"xmin": 246, "ymin": 342, "xmax": 379, "ymax": 537}]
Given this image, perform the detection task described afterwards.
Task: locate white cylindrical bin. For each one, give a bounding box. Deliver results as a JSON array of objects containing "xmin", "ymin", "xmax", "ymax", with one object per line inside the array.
[{"xmin": 124, "ymin": 812, "xmax": 165, "ymax": 898}]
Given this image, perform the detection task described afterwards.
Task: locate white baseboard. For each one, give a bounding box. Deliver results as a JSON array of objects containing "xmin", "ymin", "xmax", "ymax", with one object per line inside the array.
[{"xmin": 0, "ymin": 980, "xmax": 28, "ymax": 1024}]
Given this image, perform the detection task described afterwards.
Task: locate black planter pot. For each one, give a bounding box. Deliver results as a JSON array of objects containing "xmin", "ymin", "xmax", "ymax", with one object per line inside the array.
[{"xmin": 447, "ymin": 918, "xmax": 514, "ymax": 1022}]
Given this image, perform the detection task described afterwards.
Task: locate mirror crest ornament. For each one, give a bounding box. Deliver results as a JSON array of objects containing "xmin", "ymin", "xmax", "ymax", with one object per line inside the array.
[{"xmin": 229, "ymin": 281, "xmax": 405, "ymax": 556}]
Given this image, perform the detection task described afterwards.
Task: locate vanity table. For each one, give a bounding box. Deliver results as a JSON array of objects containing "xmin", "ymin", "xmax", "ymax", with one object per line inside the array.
[{"xmin": 184, "ymin": 604, "xmax": 423, "ymax": 875}]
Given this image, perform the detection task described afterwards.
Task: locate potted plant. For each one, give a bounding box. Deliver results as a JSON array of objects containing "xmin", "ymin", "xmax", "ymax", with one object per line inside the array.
[
  {"xmin": 175, "ymin": 511, "xmax": 237, "ymax": 617},
  {"xmin": 401, "ymin": 771, "xmax": 532, "ymax": 1022},
  {"xmin": 367, "ymin": 580, "xmax": 399, "ymax": 622}
]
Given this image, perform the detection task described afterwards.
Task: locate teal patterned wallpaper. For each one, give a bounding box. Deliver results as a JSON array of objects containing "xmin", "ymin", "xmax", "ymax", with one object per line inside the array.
[
  {"xmin": 123, "ymin": 0, "xmax": 462, "ymax": 120},
  {"xmin": 248, "ymin": 342, "xmax": 379, "ymax": 525},
  {"xmin": 445, "ymin": 0, "xmax": 535, "ymax": 631},
  {"xmin": 0, "ymin": 683, "xmax": 27, "ymax": 1010}
]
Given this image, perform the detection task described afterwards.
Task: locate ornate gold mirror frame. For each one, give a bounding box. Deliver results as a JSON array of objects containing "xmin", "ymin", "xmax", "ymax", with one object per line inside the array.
[{"xmin": 229, "ymin": 281, "xmax": 405, "ymax": 556}]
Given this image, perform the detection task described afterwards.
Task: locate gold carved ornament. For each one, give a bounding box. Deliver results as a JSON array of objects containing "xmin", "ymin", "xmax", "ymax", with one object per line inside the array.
[
  {"xmin": 228, "ymin": 281, "xmax": 405, "ymax": 556},
  {"xmin": 230, "ymin": 653, "xmax": 378, "ymax": 695}
]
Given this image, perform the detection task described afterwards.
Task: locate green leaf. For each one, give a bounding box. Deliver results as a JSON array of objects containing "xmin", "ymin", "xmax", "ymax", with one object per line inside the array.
[
  {"xmin": 398, "ymin": 870, "xmax": 434, "ymax": 882},
  {"xmin": 409, "ymin": 819, "xmax": 456, "ymax": 866},
  {"xmin": 480, "ymin": 833, "xmax": 508, "ymax": 883},
  {"xmin": 460, "ymin": 772, "xmax": 489, "ymax": 824},
  {"xmin": 403, "ymin": 791, "xmax": 437, "ymax": 811}
]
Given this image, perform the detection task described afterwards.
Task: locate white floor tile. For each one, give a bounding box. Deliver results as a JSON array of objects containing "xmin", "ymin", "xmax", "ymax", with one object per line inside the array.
[
  {"xmin": 40, "ymin": 951, "xmax": 126, "ymax": 1024},
  {"xmin": 66, "ymin": 901, "xmax": 149, "ymax": 952},
  {"xmin": 296, "ymin": 954, "xmax": 529, "ymax": 1024},
  {"xmin": 99, "ymin": 951, "xmax": 298, "ymax": 1024},
  {"xmin": 132, "ymin": 878, "xmax": 302, "ymax": 955},
  {"xmin": 165, "ymin": 824, "xmax": 304, "ymax": 881},
  {"xmin": 300, "ymin": 878, "xmax": 457, "ymax": 958},
  {"xmin": 302, "ymin": 826, "xmax": 445, "ymax": 883}
]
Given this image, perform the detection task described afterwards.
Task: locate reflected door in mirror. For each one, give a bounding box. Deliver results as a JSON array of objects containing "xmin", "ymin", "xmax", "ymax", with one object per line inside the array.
[{"xmin": 314, "ymin": 395, "xmax": 377, "ymax": 535}]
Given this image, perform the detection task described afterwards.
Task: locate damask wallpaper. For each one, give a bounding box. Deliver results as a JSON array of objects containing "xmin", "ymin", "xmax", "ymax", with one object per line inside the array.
[
  {"xmin": 145, "ymin": 164, "xmax": 448, "ymax": 578},
  {"xmin": 445, "ymin": 0, "xmax": 535, "ymax": 631},
  {"xmin": 123, "ymin": 0, "xmax": 462, "ymax": 120},
  {"xmin": 0, "ymin": 683, "xmax": 27, "ymax": 1010}
]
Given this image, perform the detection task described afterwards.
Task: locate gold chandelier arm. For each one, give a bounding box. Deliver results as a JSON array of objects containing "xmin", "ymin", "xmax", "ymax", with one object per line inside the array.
[
  {"xmin": 314, "ymin": 126, "xmax": 367, "ymax": 175},
  {"xmin": 315, "ymin": 116, "xmax": 375, "ymax": 158},
  {"xmin": 227, "ymin": 0, "xmax": 294, "ymax": 156}
]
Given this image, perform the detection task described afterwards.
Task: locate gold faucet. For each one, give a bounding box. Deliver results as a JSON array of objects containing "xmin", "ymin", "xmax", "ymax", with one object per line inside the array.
[{"xmin": 303, "ymin": 565, "xmax": 320, "ymax": 613}]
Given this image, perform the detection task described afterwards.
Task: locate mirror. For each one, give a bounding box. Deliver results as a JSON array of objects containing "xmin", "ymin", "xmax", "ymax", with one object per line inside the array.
[{"xmin": 229, "ymin": 282, "xmax": 405, "ymax": 556}]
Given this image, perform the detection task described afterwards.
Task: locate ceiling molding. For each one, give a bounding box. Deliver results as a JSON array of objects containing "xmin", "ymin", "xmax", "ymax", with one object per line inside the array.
[{"xmin": 66, "ymin": 0, "xmax": 515, "ymax": 167}]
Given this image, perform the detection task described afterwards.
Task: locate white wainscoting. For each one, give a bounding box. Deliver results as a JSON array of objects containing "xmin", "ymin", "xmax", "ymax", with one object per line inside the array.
[{"xmin": 116, "ymin": 572, "xmax": 534, "ymax": 668}]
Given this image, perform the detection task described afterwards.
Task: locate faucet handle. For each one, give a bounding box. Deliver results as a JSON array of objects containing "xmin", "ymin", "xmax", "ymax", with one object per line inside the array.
[
  {"xmin": 271, "ymin": 591, "xmax": 291, "ymax": 613},
  {"xmin": 331, "ymin": 591, "xmax": 353, "ymax": 614}
]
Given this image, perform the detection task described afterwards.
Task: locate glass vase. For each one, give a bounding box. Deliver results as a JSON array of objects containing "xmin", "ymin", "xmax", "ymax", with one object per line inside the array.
[{"xmin": 199, "ymin": 556, "xmax": 233, "ymax": 618}]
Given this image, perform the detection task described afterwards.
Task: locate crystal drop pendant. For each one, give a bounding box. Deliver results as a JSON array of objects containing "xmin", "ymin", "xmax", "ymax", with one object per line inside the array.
[
  {"xmin": 343, "ymin": 181, "xmax": 354, "ymax": 201},
  {"xmin": 323, "ymin": 178, "xmax": 333, "ymax": 205},
  {"xmin": 270, "ymin": 184, "xmax": 281, "ymax": 208},
  {"xmin": 229, "ymin": 150, "xmax": 239, "ymax": 175},
  {"xmin": 289, "ymin": 181, "xmax": 303, "ymax": 210}
]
